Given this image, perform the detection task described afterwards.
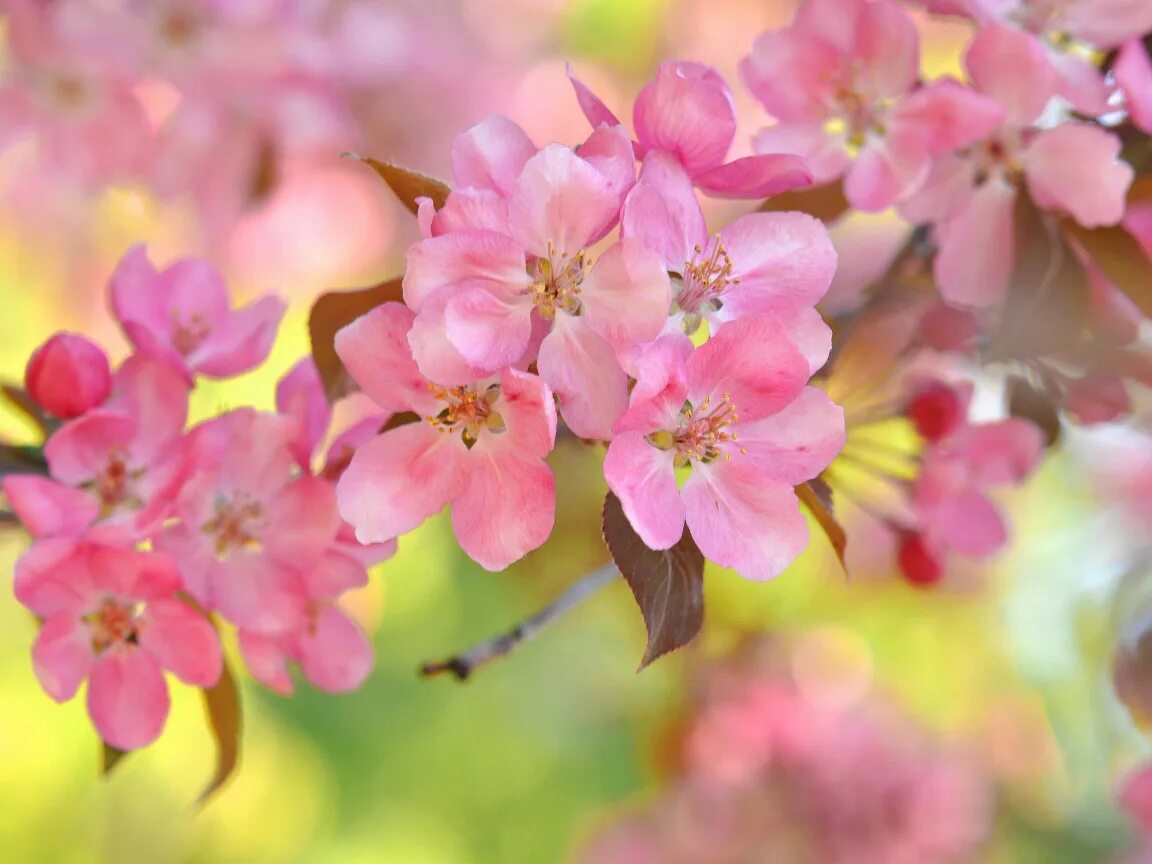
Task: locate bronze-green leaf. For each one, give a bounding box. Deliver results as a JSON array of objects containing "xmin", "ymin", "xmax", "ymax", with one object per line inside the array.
[
  {"xmin": 759, "ymin": 180, "xmax": 849, "ymax": 223},
  {"xmin": 197, "ymin": 652, "xmax": 242, "ymax": 806},
  {"xmin": 602, "ymin": 491, "xmax": 705, "ymax": 670},
  {"xmin": 102, "ymin": 743, "xmax": 129, "ymax": 776},
  {"xmin": 347, "ymin": 154, "xmax": 450, "ymax": 215},
  {"xmin": 308, "ymin": 279, "xmax": 404, "ymax": 400},
  {"xmin": 1063, "ymin": 220, "xmax": 1152, "ymax": 320},
  {"xmin": 796, "ymin": 480, "xmax": 847, "ymax": 568}
]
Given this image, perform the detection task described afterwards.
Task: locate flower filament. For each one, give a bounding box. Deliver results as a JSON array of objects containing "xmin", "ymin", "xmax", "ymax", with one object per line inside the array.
[
  {"xmin": 203, "ymin": 493, "xmax": 267, "ymax": 557},
  {"xmin": 426, "ymin": 384, "xmax": 505, "ymax": 449},
  {"xmin": 530, "ymin": 244, "xmax": 586, "ymax": 319},
  {"xmin": 83, "ymin": 449, "xmax": 146, "ymax": 518},
  {"xmin": 84, "ymin": 597, "xmax": 145, "ymax": 654},
  {"xmin": 648, "ymin": 393, "xmax": 745, "ymax": 467},
  {"xmin": 677, "ymin": 241, "xmax": 737, "ymax": 335}
]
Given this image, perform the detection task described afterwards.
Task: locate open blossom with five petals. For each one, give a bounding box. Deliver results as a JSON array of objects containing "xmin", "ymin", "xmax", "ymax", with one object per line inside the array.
[
  {"xmin": 335, "ymin": 302, "xmax": 557, "ymax": 571},
  {"xmin": 109, "ymin": 245, "xmax": 286, "ymax": 383},
  {"xmin": 405, "ymin": 133, "xmax": 670, "ymax": 439},
  {"xmin": 14, "ymin": 538, "xmax": 222, "ymax": 750},
  {"xmin": 741, "ymin": 0, "xmax": 1004, "ymax": 212},
  {"xmin": 3, "ymin": 356, "xmax": 190, "ymax": 543},
  {"xmin": 154, "ymin": 408, "xmax": 341, "ymax": 634},
  {"xmin": 901, "ymin": 24, "xmax": 1134, "ymax": 307},
  {"xmin": 567, "ymin": 60, "xmax": 813, "ymax": 200},
  {"xmin": 604, "ymin": 317, "xmax": 844, "ymax": 580},
  {"xmin": 621, "ymin": 151, "xmax": 836, "ymax": 371}
]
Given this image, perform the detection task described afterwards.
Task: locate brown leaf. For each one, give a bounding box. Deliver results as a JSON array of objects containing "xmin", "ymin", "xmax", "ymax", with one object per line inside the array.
[
  {"xmin": 308, "ymin": 279, "xmax": 404, "ymax": 400},
  {"xmin": 197, "ymin": 652, "xmax": 242, "ymax": 806},
  {"xmin": 347, "ymin": 154, "xmax": 450, "ymax": 215},
  {"xmin": 1063, "ymin": 220, "xmax": 1152, "ymax": 320},
  {"xmin": 101, "ymin": 743, "xmax": 129, "ymax": 776},
  {"xmin": 759, "ymin": 180, "xmax": 849, "ymax": 223},
  {"xmin": 602, "ymin": 492, "xmax": 705, "ymax": 670},
  {"xmin": 1005, "ymin": 376, "xmax": 1062, "ymax": 447},
  {"xmin": 796, "ymin": 481, "xmax": 847, "ymax": 568}
]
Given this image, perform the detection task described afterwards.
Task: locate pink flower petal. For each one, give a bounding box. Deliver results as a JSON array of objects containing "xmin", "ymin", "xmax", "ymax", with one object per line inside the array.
[
  {"xmin": 740, "ymin": 30, "xmax": 841, "ymax": 123},
  {"xmin": 210, "ymin": 553, "xmax": 307, "ymax": 634},
  {"xmin": 87, "ymin": 544, "xmax": 182, "ymax": 601},
  {"xmin": 693, "ymin": 154, "xmax": 813, "ymax": 200},
  {"xmin": 1048, "ymin": 48, "xmax": 1111, "ymax": 115},
  {"xmin": 1024, "ymin": 124, "xmax": 1133, "ymax": 227},
  {"xmin": 928, "ymin": 489, "xmax": 1008, "ymax": 557},
  {"xmin": 718, "ymin": 211, "xmax": 837, "ymax": 308},
  {"xmin": 964, "ymin": 24, "xmax": 1055, "ymax": 125},
  {"xmin": 685, "ymin": 315, "xmax": 809, "ymax": 424},
  {"xmin": 14, "ymin": 537, "xmax": 96, "ymax": 616},
  {"xmin": 403, "ymin": 229, "xmax": 529, "ymax": 312},
  {"xmin": 303, "ymin": 550, "xmax": 370, "ymax": 599},
  {"xmin": 450, "ymin": 114, "xmax": 537, "ymax": 197},
  {"xmin": 1117, "ymin": 38, "xmax": 1152, "ymax": 133},
  {"xmin": 335, "ymin": 302, "xmax": 439, "ymax": 414},
  {"xmin": 888, "ymin": 78, "xmax": 1005, "ymax": 155},
  {"xmin": 193, "ymin": 295, "xmax": 286, "ymax": 378},
  {"xmin": 264, "ymin": 476, "xmax": 342, "ymax": 568},
  {"xmin": 489, "ymin": 367, "xmax": 557, "ymax": 460},
  {"xmin": 934, "ymin": 178, "xmax": 1016, "ymax": 307},
  {"xmin": 735, "ymin": 387, "xmax": 845, "ymax": 484},
  {"xmin": 451, "ymin": 452, "xmax": 555, "ymax": 571},
  {"xmin": 431, "ymin": 188, "xmax": 511, "ymax": 235},
  {"xmin": 276, "ymin": 359, "xmax": 332, "ymax": 470},
  {"xmin": 238, "ymin": 630, "xmax": 295, "ymax": 695},
  {"xmin": 580, "ymin": 240, "xmax": 671, "ymax": 352},
  {"xmin": 87, "ymin": 649, "xmax": 170, "ymax": 750},
  {"xmin": 109, "ymin": 245, "xmax": 169, "ymax": 341},
  {"xmin": 44, "ymin": 410, "xmax": 137, "ymax": 486},
  {"xmin": 444, "ymin": 285, "xmax": 535, "ymax": 370},
  {"xmin": 2, "ymin": 475, "xmax": 99, "ymax": 538},
  {"xmin": 111, "ymin": 356, "xmax": 190, "ymax": 462},
  {"xmin": 297, "ymin": 605, "xmax": 376, "ymax": 692},
  {"xmin": 634, "ymin": 61, "xmax": 736, "ymax": 177},
  {"xmin": 537, "ymin": 315, "xmax": 628, "ymax": 440},
  {"xmin": 614, "ymin": 335, "xmax": 692, "ymax": 435},
  {"xmin": 952, "ymin": 419, "xmax": 1044, "ymax": 485},
  {"xmin": 603, "ymin": 432, "xmax": 684, "ymax": 550},
  {"xmin": 1062, "ymin": 0, "xmax": 1152, "ymax": 49},
  {"xmin": 752, "ymin": 123, "xmax": 850, "ymax": 186},
  {"xmin": 567, "ymin": 63, "xmax": 624, "ymax": 130},
  {"xmin": 336, "ymin": 423, "xmax": 469, "ymax": 545},
  {"xmin": 138, "ymin": 598, "xmax": 222, "ymax": 687},
  {"xmin": 683, "ymin": 460, "xmax": 809, "ymax": 581},
  {"xmin": 621, "ymin": 151, "xmax": 705, "ymax": 268},
  {"xmin": 853, "ymin": 0, "xmax": 921, "ymax": 100},
  {"xmin": 578, "ymin": 123, "xmax": 637, "ymax": 217},
  {"xmin": 32, "ymin": 613, "xmax": 95, "ymax": 702},
  {"xmin": 407, "ymin": 289, "xmax": 495, "ymax": 386}
]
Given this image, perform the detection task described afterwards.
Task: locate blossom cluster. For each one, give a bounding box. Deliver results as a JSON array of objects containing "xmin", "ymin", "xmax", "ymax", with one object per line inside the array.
[{"xmin": 3, "ymin": 248, "xmax": 389, "ymax": 749}]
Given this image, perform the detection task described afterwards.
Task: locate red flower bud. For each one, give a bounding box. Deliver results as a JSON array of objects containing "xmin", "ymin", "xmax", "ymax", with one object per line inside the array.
[
  {"xmin": 24, "ymin": 333, "xmax": 112, "ymax": 419},
  {"xmin": 898, "ymin": 531, "xmax": 944, "ymax": 587},
  {"xmin": 905, "ymin": 381, "xmax": 966, "ymax": 443}
]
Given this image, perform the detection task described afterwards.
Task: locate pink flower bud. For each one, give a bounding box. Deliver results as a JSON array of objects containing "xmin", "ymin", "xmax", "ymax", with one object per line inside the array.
[
  {"xmin": 898, "ymin": 531, "xmax": 944, "ymax": 587},
  {"xmin": 24, "ymin": 333, "xmax": 112, "ymax": 419},
  {"xmin": 905, "ymin": 381, "xmax": 968, "ymax": 443}
]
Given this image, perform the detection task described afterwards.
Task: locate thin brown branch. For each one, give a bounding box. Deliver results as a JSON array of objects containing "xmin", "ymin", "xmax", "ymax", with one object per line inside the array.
[{"xmin": 420, "ymin": 563, "xmax": 619, "ymax": 681}]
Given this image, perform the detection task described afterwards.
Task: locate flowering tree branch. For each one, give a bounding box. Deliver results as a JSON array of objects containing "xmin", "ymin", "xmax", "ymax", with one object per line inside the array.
[{"xmin": 421, "ymin": 563, "xmax": 620, "ymax": 681}]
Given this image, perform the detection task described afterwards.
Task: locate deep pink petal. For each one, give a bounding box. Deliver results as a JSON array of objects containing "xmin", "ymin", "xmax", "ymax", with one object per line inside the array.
[
  {"xmin": 603, "ymin": 432, "xmax": 684, "ymax": 550},
  {"xmin": 715, "ymin": 304, "xmax": 832, "ymax": 375},
  {"xmin": 264, "ymin": 476, "xmax": 342, "ymax": 567},
  {"xmin": 683, "ymin": 460, "xmax": 809, "ymax": 580},
  {"xmin": 109, "ymin": 245, "xmax": 169, "ymax": 341},
  {"xmin": 693, "ymin": 154, "xmax": 813, "ymax": 200},
  {"xmin": 685, "ymin": 315, "xmax": 809, "ymax": 424},
  {"xmin": 928, "ymin": 489, "xmax": 1008, "ymax": 557},
  {"xmin": 934, "ymin": 178, "xmax": 1016, "ymax": 307},
  {"xmin": 276, "ymin": 359, "xmax": 331, "ymax": 470},
  {"xmin": 210, "ymin": 553, "xmax": 308, "ymax": 634},
  {"xmin": 508, "ymin": 144, "xmax": 619, "ymax": 258},
  {"xmin": 633, "ymin": 61, "xmax": 736, "ymax": 177},
  {"xmin": 189, "ymin": 408, "xmax": 296, "ymax": 501},
  {"xmin": 614, "ymin": 335, "xmax": 692, "ymax": 435},
  {"xmin": 302, "ymin": 550, "xmax": 370, "ymax": 599},
  {"xmin": 537, "ymin": 316, "xmax": 628, "ymax": 440},
  {"xmin": 964, "ymin": 24, "xmax": 1055, "ymax": 125},
  {"xmin": 580, "ymin": 240, "xmax": 671, "ymax": 351},
  {"xmin": 718, "ymin": 211, "xmax": 837, "ymax": 308},
  {"xmin": 87, "ymin": 650, "xmax": 170, "ymax": 750},
  {"xmin": 13, "ymin": 537, "xmax": 96, "ymax": 615},
  {"xmin": 24, "ymin": 332, "xmax": 112, "ymax": 420},
  {"xmin": 336, "ymin": 423, "xmax": 469, "ymax": 545},
  {"xmin": 444, "ymin": 285, "xmax": 535, "ymax": 370},
  {"xmin": 1024, "ymin": 124, "xmax": 1133, "ymax": 227},
  {"xmin": 238, "ymin": 630, "xmax": 295, "ymax": 695},
  {"xmin": 335, "ymin": 302, "xmax": 438, "ymax": 414},
  {"xmin": 2, "ymin": 475, "xmax": 99, "ymax": 538},
  {"xmin": 157, "ymin": 259, "xmax": 230, "ymax": 332},
  {"xmin": 32, "ymin": 613, "xmax": 95, "ymax": 702},
  {"xmin": 578, "ymin": 123, "xmax": 637, "ymax": 217},
  {"xmin": 138, "ymin": 598, "xmax": 222, "ymax": 687},
  {"xmin": 44, "ymin": 410, "xmax": 137, "ymax": 485},
  {"xmin": 887, "ymin": 79, "xmax": 1005, "ymax": 155},
  {"xmin": 952, "ymin": 419, "xmax": 1044, "ymax": 485},
  {"xmin": 734, "ymin": 387, "xmax": 845, "ymax": 484},
  {"xmin": 1117, "ymin": 39, "xmax": 1152, "ymax": 133},
  {"xmin": 298, "ymin": 605, "xmax": 375, "ymax": 692},
  {"xmin": 752, "ymin": 124, "xmax": 850, "ymax": 185},
  {"xmin": 403, "ymin": 230, "xmax": 529, "ymax": 312},
  {"xmin": 87, "ymin": 544, "xmax": 182, "ymax": 600},
  {"xmin": 111, "ymin": 355, "xmax": 190, "ymax": 461},
  {"xmin": 567, "ymin": 64, "xmax": 624, "ymax": 130},
  {"xmin": 450, "ymin": 114, "xmax": 537, "ymax": 197},
  {"xmin": 192, "ymin": 295, "xmax": 286, "ymax": 378}
]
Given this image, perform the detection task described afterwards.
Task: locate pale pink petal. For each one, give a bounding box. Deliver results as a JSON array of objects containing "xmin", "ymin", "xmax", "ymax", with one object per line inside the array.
[
  {"xmin": 431, "ymin": 188, "xmax": 510, "ymax": 235},
  {"xmin": 854, "ymin": 0, "xmax": 921, "ymax": 99},
  {"xmin": 407, "ymin": 290, "xmax": 495, "ymax": 386},
  {"xmin": 898, "ymin": 154, "xmax": 977, "ymax": 224},
  {"xmin": 508, "ymin": 144, "xmax": 619, "ymax": 258},
  {"xmin": 335, "ymin": 302, "xmax": 438, "ymax": 414},
  {"xmin": 138, "ymin": 598, "xmax": 222, "ymax": 687},
  {"xmin": 685, "ymin": 315, "xmax": 809, "ymax": 424},
  {"xmin": 2, "ymin": 476, "xmax": 99, "ymax": 538},
  {"xmin": 740, "ymin": 30, "xmax": 841, "ymax": 123},
  {"xmin": 844, "ymin": 141, "xmax": 927, "ymax": 212},
  {"xmin": 87, "ymin": 650, "xmax": 170, "ymax": 750},
  {"xmin": 719, "ymin": 211, "xmax": 837, "ymax": 307},
  {"xmin": 1117, "ymin": 39, "xmax": 1152, "ymax": 133},
  {"xmin": 1062, "ymin": 0, "xmax": 1152, "ymax": 49},
  {"xmin": 1024, "ymin": 124, "xmax": 1133, "ymax": 227},
  {"xmin": 734, "ymin": 387, "xmax": 845, "ymax": 484},
  {"xmin": 264, "ymin": 476, "xmax": 342, "ymax": 568},
  {"xmin": 934, "ymin": 178, "xmax": 1016, "ymax": 307},
  {"xmin": 276, "ymin": 359, "xmax": 331, "ymax": 469},
  {"xmin": 193, "ymin": 295, "xmax": 286, "ymax": 378},
  {"xmin": 303, "ymin": 550, "xmax": 370, "ymax": 599},
  {"xmin": 888, "ymin": 79, "xmax": 1005, "ymax": 155},
  {"xmin": 336, "ymin": 423, "xmax": 469, "ymax": 545},
  {"xmin": 578, "ymin": 123, "xmax": 637, "ymax": 215},
  {"xmin": 567, "ymin": 64, "xmax": 624, "ymax": 129},
  {"xmin": 953, "ymin": 419, "xmax": 1043, "ymax": 485},
  {"xmin": 403, "ymin": 230, "xmax": 529, "ymax": 312},
  {"xmin": 603, "ymin": 432, "xmax": 684, "ymax": 550},
  {"xmin": 32, "ymin": 613, "xmax": 94, "ymax": 701},
  {"xmin": 614, "ymin": 335, "xmax": 692, "ymax": 434},
  {"xmin": 158, "ymin": 259, "xmax": 230, "ymax": 332},
  {"xmin": 111, "ymin": 356, "xmax": 190, "ymax": 461},
  {"xmin": 633, "ymin": 61, "xmax": 736, "ymax": 177},
  {"xmin": 450, "ymin": 452, "xmax": 555, "ymax": 571},
  {"xmin": 621, "ymin": 151, "xmax": 705, "ymax": 268},
  {"xmin": 490, "ymin": 367, "xmax": 557, "ymax": 459},
  {"xmin": 238, "ymin": 630, "xmax": 295, "ymax": 695},
  {"xmin": 211, "ymin": 553, "xmax": 307, "ymax": 634},
  {"xmin": 537, "ymin": 316, "xmax": 628, "ymax": 440},
  {"xmin": 580, "ymin": 240, "xmax": 671, "ymax": 351},
  {"xmin": 753, "ymin": 124, "xmax": 850, "ymax": 186},
  {"xmin": 1048, "ymin": 49, "xmax": 1111, "ymax": 115},
  {"xmin": 683, "ymin": 460, "xmax": 808, "ymax": 581},
  {"xmin": 694, "ymin": 154, "xmax": 813, "ymax": 200},
  {"xmin": 928, "ymin": 489, "xmax": 1008, "ymax": 557},
  {"xmin": 444, "ymin": 285, "xmax": 535, "ymax": 370},
  {"xmin": 450, "ymin": 114, "xmax": 537, "ymax": 197},
  {"xmin": 716, "ymin": 304, "xmax": 831, "ymax": 375},
  {"xmin": 964, "ymin": 24, "xmax": 1056, "ymax": 125},
  {"xmin": 189, "ymin": 409, "xmax": 296, "ymax": 501},
  {"xmin": 297, "ymin": 605, "xmax": 375, "ymax": 692},
  {"xmin": 108, "ymin": 244, "xmax": 169, "ymax": 339}
]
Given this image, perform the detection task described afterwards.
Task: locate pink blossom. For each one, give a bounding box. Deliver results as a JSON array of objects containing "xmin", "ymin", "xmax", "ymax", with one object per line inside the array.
[
  {"xmin": 741, "ymin": 0, "xmax": 1004, "ymax": 211},
  {"xmin": 621, "ymin": 151, "xmax": 836, "ymax": 371},
  {"xmin": 3, "ymin": 357, "xmax": 190, "ymax": 543},
  {"xmin": 14, "ymin": 537, "xmax": 222, "ymax": 750},
  {"xmin": 568, "ymin": 60, "xmax": 813, "ymax": 199},
  {"xmin": 1116, "ymin": 39, "xmax": 1152, "ymax": 134},
  {"xmin": 24, "ymin": 332, "xmax": 112, "ymax": 420},
  {"xmin": 109, "ymin": 245, "xmax": 286, "ymax": 382},
  {"xmin": 604, "ymin": 318, "xmax": 844, "ymax": 580},
  {"xmin": 902, "ymin": 24, "xmax": 1134, "ymax": 306},
  {"xmin": 904, "ymin": 380, "xmax": 973, "ymax": 443},
  {"xmin": 154, "ymin": 408, "xmax": 341, "ymax": 633},
  {"xmin": 405, "ymin": 128, "xmax": 670, "ymax": 439},
  {"xmin": 334, "ymin": 302, "xmax": 557, "ymax": 571},
  {"xmin": 276, "ymin": 358, "xmax": 333, "ymax": 472}
]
